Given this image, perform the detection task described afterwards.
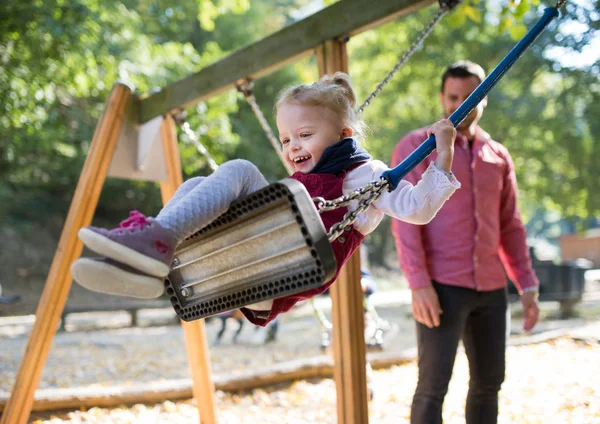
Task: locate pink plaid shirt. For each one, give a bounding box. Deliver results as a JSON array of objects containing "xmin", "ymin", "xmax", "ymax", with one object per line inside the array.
[{"xmin": 391, "ymin": 126, "xmax": 539, "ymax": 293}]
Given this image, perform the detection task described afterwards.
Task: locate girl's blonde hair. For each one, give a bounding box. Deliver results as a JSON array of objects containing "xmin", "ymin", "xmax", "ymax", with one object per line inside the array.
[{"xmin": 275, "ymin": 72, "xmax": 366, "ymax": 140}]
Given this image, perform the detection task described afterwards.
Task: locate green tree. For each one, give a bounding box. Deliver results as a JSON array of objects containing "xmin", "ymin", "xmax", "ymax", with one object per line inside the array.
[
  {"xmin": 0, "ymin": 0, "xmax": 313, "ymax": 225},
  {"xmin": 344, "ymin": 1, "xmax": 598, "ymax": 264},
  {"xmin": 1, "ymin": 0, "xmax": 596, "ymax": 275}
]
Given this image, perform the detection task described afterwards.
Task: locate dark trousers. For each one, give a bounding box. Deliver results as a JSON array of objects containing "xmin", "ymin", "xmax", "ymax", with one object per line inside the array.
[{"xmin": 410, "ymin": 282, "xmax": 507, "ymax": 424}]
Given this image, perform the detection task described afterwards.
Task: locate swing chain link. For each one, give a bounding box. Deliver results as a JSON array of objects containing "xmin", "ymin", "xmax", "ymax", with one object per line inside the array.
[
  {"xmin": 332, "ymin": 2, "xmax": 459, "ymax": 237},
  {"xmin": 236, "ymin": 1, "xmax": 457, "ymax": 221},
  {"xmin": 356, "ymin": 3, "xmax": 456, "ymax": 114},
  {"xmin": 322, "ymin": 1, "xmax": 460, "ymax": 234},
  {"xmin": 313, "ymin": 179, "xmax": 389, "ymax": 242},
  {"xmin": 231, "ymin": 2, "xmax": 458, "ymax": 238},
  {"xmin": 555, "ymin": 0, "xmax": 567, "ymax": 8},
  {"xmin": 237, "ymin": 79, "xmax": 295, "ymax": 175},
  {"xmin": 171, "ymin": 110, "xmax": 219, "ymax": 172}
]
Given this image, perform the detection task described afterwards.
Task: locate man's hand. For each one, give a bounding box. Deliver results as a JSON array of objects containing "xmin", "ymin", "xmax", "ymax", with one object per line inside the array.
[
  {"xmin": 521, "ymin": 291, "xmax": 540, "ymax": 332},
  {"xmin": 411, "ymin": 286, "xmax": 443, "ymax": 328}
]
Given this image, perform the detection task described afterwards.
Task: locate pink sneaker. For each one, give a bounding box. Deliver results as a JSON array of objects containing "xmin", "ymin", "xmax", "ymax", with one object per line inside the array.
[
  {"xmin": 78, "ymin": 211, "xmax": 177, "ymax": 277},
  {"xmin": 71, "ymin": 257, "xmax": 164, "ymax": 299}
]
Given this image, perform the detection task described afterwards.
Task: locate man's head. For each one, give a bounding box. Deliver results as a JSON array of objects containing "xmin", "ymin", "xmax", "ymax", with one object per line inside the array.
[{"xmin": 440, "ymin": 60, "xmax": 487, "ymax": 133}]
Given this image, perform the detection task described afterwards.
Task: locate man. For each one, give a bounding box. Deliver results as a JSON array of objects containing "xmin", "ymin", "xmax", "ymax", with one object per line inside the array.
[{"xmin": 391, "ymin": 60, "xmax": 540, "ymax": 424}]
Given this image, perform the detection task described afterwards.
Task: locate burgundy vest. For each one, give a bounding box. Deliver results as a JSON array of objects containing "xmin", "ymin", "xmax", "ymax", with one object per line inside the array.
[{"xmin": 242, "ymin": 165, "xmax": 366, "ymax": 326}]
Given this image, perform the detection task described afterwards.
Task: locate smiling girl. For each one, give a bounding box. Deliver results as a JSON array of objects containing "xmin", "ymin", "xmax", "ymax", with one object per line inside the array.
[{"xmin": 71, "ymin": 72, "xmax": 460, "ymax": 325}]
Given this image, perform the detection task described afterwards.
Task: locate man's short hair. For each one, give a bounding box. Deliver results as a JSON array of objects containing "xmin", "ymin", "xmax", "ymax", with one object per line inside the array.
[{"xmin": 441, "ymin": 60, "xmax": 486, "ymax": 93}]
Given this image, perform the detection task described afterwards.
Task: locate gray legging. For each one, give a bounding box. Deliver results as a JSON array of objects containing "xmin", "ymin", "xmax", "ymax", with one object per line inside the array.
[{"xmin": 156, "ymin": 159, "xmax": 269, "ymax": 243}]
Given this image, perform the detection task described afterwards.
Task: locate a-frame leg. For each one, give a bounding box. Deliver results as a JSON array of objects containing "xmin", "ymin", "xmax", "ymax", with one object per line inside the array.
[
  {"xmin": 317, "ymin": 40, "xmax": 370, "ymax": 424},
  {"xmin": 1, "ymin": 83, "xmax": 132, "ymax": 424},
  {"xmin": 159, "ymin": 116, "xmax": 216, "ymax": 424}
]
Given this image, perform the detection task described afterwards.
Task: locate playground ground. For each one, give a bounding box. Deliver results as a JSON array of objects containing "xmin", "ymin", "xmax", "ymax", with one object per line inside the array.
[
  {"xmin": 2, "ymin": 282, "xmax": 600, "ymax": 423},
  {"xmin": 27, "ymin": 335, "xmax": 600, "ymax": 424}
]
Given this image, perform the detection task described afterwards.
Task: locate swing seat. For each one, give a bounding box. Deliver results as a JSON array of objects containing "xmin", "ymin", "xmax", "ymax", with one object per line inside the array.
[{"xmin": 165, "ymin": 178, "xmax": 337, "ymax": 321}]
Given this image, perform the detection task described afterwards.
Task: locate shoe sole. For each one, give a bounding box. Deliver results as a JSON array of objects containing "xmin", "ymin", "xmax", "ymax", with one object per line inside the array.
[
  {"xmin": 71, "ymin": 258, "xmax": 165, "ymax": 299},
  {"xmin": 78, "ymin": 228, "xmax": 170, "ymax": 277}
]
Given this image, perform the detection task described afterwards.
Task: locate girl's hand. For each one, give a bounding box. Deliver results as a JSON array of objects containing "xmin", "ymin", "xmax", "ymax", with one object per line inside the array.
[
  {"xmin": 429, "ymin": 119, "xmax": 456, "ymax": 173},
  {"xmin": 428, "ymin": 118, "xmax": 456, "ymax": 154}
]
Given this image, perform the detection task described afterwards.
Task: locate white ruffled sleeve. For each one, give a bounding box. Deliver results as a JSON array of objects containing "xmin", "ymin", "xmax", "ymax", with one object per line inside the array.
[{"xmin": 370, "ymin": 161, "xmax": 460, "ymax": 225}]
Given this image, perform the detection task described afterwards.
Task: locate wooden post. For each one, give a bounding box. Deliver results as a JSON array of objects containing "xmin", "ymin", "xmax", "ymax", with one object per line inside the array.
[
  {"xmin": 1, "ymin": 83, "xmax": 132, "ymax": 424},
  {"xmin": 159, "ymin": 116, "xmax": 217, "ymax": 424},
  {"xmin": 316, "ymin": 40, "xmax": 369, "ymax": 424}
]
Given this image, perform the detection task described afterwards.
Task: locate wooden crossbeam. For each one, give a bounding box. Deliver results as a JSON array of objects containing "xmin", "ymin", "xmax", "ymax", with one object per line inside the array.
[{"xmin": 139, "ymin": 0, "xmax": 434, "ymax": 123}]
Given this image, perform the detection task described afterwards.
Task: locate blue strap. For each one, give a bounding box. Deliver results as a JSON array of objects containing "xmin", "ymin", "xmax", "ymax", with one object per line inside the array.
[{"xmin": 382, "ymin": 6, "xmax": 560, "ymax": 191}]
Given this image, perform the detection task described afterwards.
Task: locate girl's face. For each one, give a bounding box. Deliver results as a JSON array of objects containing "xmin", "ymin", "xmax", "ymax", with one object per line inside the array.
[{"xmin": 276, "ymin": 103, "xmax": 352, "ymax": 174}]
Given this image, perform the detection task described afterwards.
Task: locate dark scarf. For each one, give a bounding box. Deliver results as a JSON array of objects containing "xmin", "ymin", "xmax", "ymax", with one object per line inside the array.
[{"xmin": 309, "ymin": 137, "xmax": 372, "ymax": 175}]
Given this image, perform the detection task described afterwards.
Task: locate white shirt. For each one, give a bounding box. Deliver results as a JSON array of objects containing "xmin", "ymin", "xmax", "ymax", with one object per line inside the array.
[
  {"xmin": 247, "ymin": 160, "xmax": 459, "ymax": 312},
  {"xmin": 343, "ymin": 160, "xmax": 460, "ymax": 235}
]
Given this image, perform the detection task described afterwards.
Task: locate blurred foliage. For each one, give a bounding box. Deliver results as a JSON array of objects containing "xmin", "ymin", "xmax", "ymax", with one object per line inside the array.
[
  {"xmin": 0, "ymin": 0, "xmax": 598, "ymax": 268},
  {"xmin": 0, "ymin": 0, "xmax": 314, "ymax": 225},
  {"xmin": 348, "ymin": 0, "xmax": 599, "ymax": 258}
]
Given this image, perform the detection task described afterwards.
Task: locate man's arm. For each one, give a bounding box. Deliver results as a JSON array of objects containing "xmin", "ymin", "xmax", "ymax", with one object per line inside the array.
[
  {"xmin": 497, "ymin": 149, "xmax": 539, "ymax": 293},
  {"xmin": 497, "ymin": 148, "xmax": 539, "ymax": 331},
  {"xmin": 391, "ymin": 133, "xmax": 444, "ymax": 328},
  {"xmin": 390, "ymin": 133, "xmax": 432, "ymax": 290}
]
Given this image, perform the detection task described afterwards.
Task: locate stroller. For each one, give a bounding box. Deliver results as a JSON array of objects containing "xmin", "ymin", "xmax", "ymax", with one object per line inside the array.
[{"xmin": 0, "ymin": 282, "xmax": 22, "ymax": 306}]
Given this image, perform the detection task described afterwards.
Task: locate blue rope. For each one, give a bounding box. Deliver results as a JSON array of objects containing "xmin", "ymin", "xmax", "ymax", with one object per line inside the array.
[{"xmin": 382, "ymin": 6, "xmax": 561, "ymax": 191}]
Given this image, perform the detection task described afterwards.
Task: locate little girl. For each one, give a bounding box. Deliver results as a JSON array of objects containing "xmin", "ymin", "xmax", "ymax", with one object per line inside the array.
[{"xmin": 72, "ymin": 72, "xmax": 459, "ymax": 326}]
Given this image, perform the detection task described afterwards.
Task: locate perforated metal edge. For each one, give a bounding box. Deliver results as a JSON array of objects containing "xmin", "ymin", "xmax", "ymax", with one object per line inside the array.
[{"xmin": 165, "ymin": 178, "xmax": 337, "ymax": 321}]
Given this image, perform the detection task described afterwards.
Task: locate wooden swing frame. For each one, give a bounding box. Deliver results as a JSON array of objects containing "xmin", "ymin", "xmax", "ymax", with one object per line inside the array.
[{"xmin": 2, "ymin": 1, "xmax": 439, "ymax": 423}]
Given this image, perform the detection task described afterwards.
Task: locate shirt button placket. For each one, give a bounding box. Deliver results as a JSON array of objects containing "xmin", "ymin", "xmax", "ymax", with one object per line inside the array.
[
  {"xmin": 471, "ymin": 151, "xmax": 478, "ymax": 290},
  {"xmin": 474, "ymin": 233, "xmax": 479, "ymax": 284},
  {"xmin": 473, "ymin": 176, "xmax": 478, "ymax": 289}
]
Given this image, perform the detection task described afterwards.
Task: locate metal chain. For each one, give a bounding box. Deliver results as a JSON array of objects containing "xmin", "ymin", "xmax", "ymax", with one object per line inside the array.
[
  {"xmin": 313, "ymin": 179, "xmax": 387, "ymax": 212},
  {"xmin": 356, "ymin": 5, "xmax": 451, "ymax": 114},
  {"xmin": 325, "ymin": 181, "xmax": 389, "ymax": 243},
  {"xmin": 236, "ymin": 81, "xmax": 391, "ymax": 240},
  {"xmin": 237, "ymin": 79, "xmax": 295, "ymax": 175},
  {"xmin": 175, "ymin": 2, "xmax": 456, "ymax": 239},
  {"xmin": 326, "ymin": 1, "xmax": 459, "ymax": 238},
  {"xmin": 556, "ymin": 0, "xmax": 567, "ymax": 8},
  {"xmin": 172, "ymin": 110, "xmax": 219, "ymax": 172}
]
